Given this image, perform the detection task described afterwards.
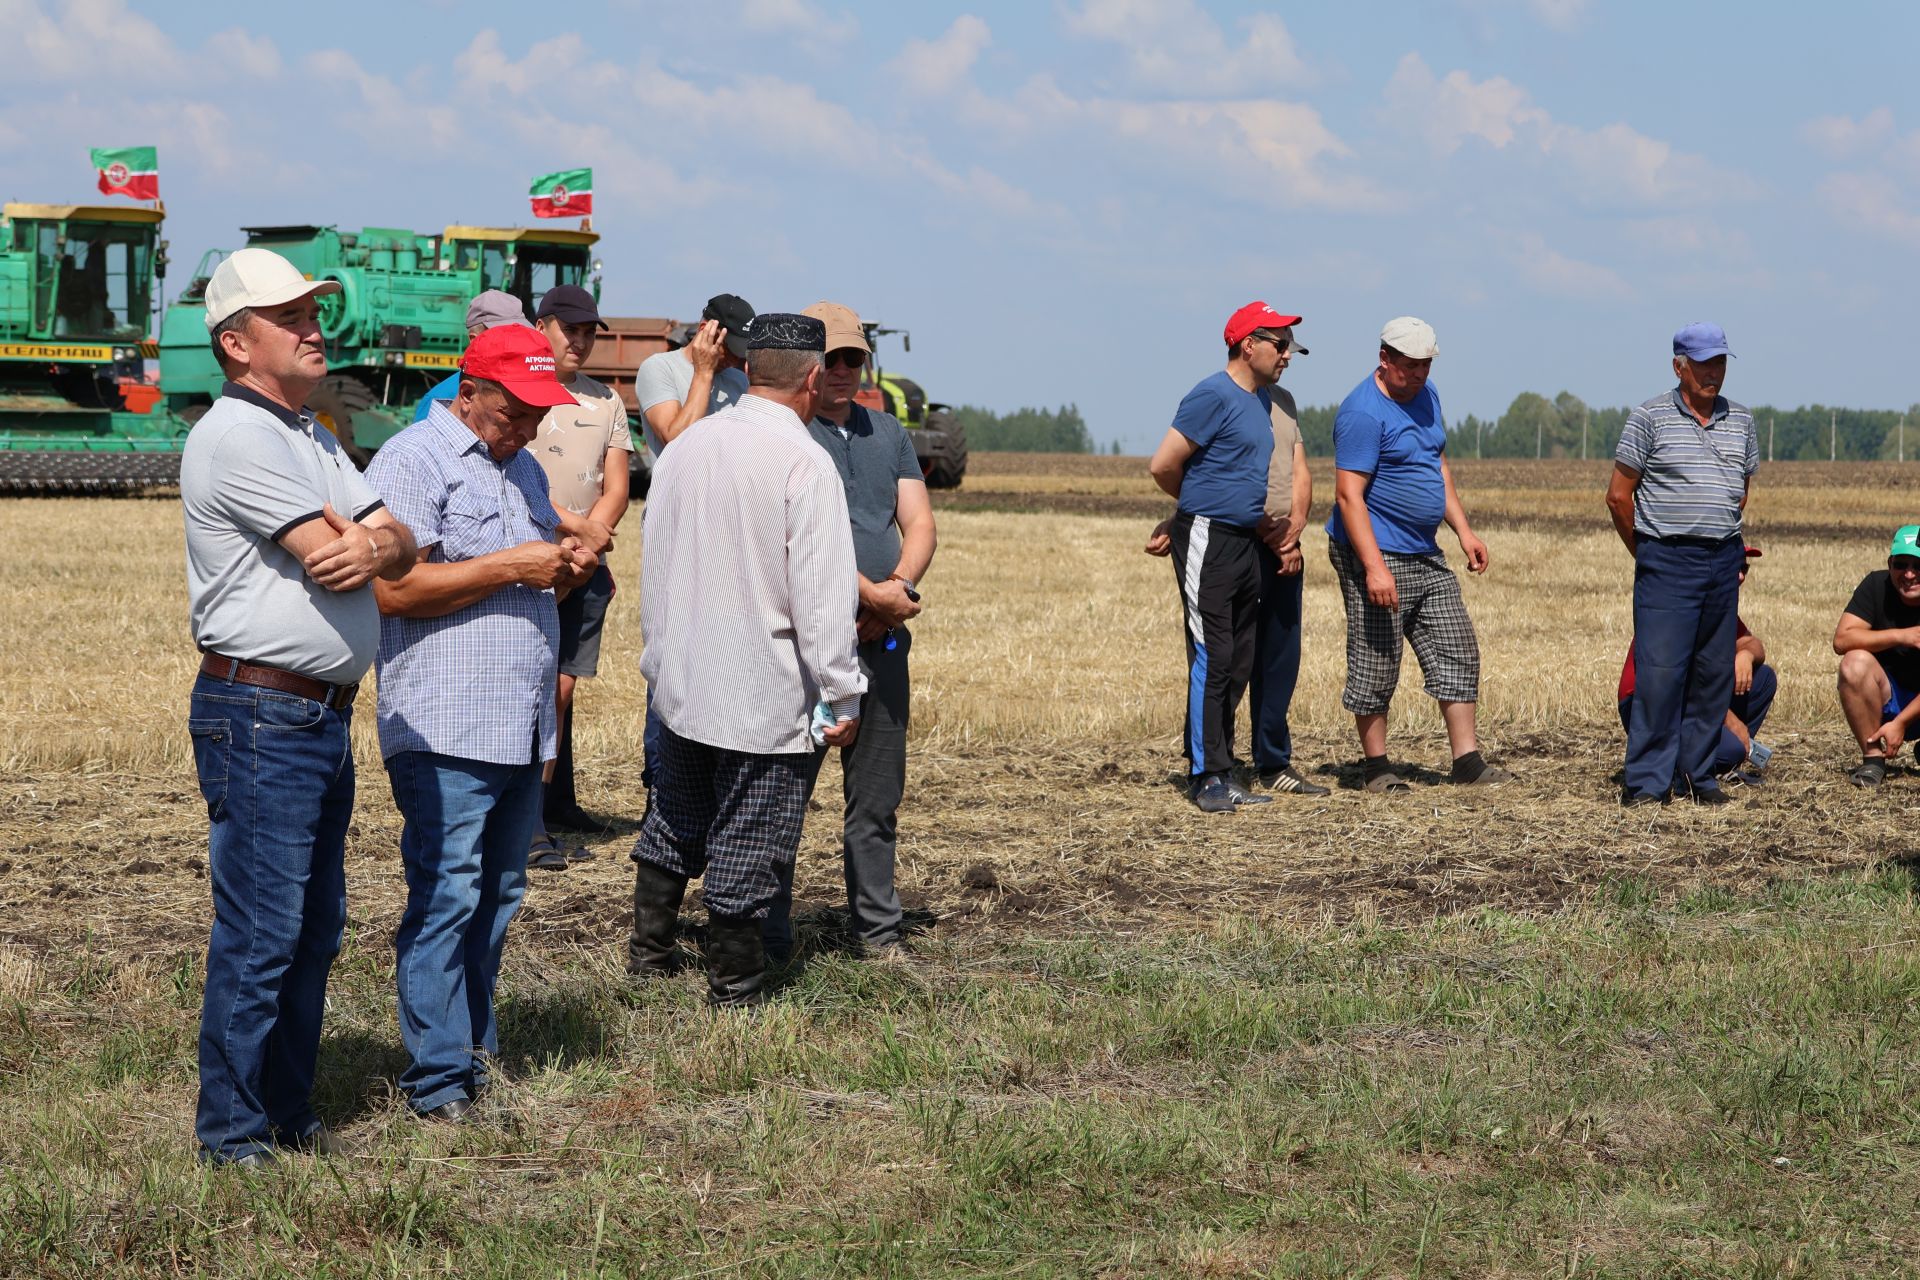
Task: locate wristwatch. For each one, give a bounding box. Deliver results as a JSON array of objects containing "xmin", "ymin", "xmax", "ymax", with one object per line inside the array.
[{"xmin": 889, "ymin": 573, "xmax": 920, "ymax": 602}]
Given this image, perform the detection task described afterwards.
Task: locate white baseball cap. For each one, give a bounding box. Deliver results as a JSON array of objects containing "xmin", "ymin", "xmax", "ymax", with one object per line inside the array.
[
  {"xmin": 203, "ymin": 247, "xmax": 342, "ymax": 331},
  {"xmin": 1380, "ymin": 316, "xmax": 1438, "ymax": 360}
]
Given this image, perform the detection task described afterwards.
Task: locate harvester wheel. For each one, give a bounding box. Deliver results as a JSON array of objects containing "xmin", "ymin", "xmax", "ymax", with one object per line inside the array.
[
  {"xmin": 920, "ymin": 406, "xmax": 967, "ymax": 489},
  {"xmin": 310, "ymin": 375, "xmax": 377, "ymax": 468}
]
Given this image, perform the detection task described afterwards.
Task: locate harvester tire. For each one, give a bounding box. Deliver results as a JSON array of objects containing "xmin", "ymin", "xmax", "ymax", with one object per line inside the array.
[
  {"xmin": 310, "ymin": 375, "xmax": 377, "ymax": 469},
  {"xmin": 921, "ymin": 406, "xmax": 967, "ymax": 489}
]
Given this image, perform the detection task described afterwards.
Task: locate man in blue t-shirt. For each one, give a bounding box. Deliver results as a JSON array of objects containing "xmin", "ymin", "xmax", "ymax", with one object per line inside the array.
[
  {"xmin": 1326, "ymin": 316, "xmax": 1508, "ymax": 792},
  {"xmin": 1147, "ymin": 301, "xmax": 1294, "ymax": 813}
]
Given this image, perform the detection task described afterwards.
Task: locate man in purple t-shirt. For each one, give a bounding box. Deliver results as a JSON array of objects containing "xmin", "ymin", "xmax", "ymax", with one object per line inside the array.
[{"xmin": 1326, "ymin": 317, "xmax": 1509, "ymax": 793}]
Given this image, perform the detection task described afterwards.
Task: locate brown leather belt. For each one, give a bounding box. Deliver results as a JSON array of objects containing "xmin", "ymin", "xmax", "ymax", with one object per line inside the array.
[{"xmin": 199, "ymin": 654, "xmax": 359, "ymax": 710}]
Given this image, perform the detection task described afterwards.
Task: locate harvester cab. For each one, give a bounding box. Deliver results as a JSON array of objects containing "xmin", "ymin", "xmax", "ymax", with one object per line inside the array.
[
  {"xmin": 442, "ymin": 224, "xmax": 601, "ymax": 318},
  {"xmin": 853, "ymin": 321, "xmax": 967, "ymax": 488},
  {"xmin": 0, "ymin": 201, "xmax": 184, "ymax": 490}
]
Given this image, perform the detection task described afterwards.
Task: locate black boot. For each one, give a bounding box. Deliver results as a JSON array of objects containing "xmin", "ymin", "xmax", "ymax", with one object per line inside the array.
[
  {"xmin": 705, "ymin": 915, "xmax": 768, "ymax": 1009},
  {"xmin": 627, "ymin": 861, "xmax": 687, "ymax": 977}
]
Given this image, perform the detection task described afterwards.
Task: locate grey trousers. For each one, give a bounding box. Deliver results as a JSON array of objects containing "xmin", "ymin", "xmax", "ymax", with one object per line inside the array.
[{"xmin": 764, "ymin": 630, "xmax": 910, "ymax": 956}]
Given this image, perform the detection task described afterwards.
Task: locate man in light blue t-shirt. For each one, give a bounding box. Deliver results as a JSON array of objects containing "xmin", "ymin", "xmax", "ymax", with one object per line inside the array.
[{"xmin": 1327, "ymin": 316, "xmax": 1508, "ymax": 793}]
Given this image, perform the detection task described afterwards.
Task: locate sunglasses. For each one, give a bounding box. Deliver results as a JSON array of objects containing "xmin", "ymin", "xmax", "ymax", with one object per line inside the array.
[
  {"xmin": 826, "ymin": 349, "xmax": 867, "ymax": 370},
  {"xmin": 1892, "ymin": 559, "xmax": 1920, "ymax": 576}
]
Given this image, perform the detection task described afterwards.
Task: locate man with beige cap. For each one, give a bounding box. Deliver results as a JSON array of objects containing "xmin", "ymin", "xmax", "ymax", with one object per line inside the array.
[
  {"xmin": 180, "ymin": 247, "xmax": 419, "ymax": 1165},
  {"xmin": 1326, "ymin": 316, "xmax": 1507, "ymax": 792},
  {"xmin": 760, "ymin": 301, "xmax": 936, "ymax": 964}
]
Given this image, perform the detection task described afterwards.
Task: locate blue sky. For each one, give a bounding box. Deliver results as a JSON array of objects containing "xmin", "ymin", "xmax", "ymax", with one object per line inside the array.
[{"xmin": 4, "ymin": 0, "xmax": 1916, "ymax": 450}]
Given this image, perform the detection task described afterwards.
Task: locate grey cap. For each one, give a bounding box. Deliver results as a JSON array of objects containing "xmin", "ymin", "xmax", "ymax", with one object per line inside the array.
[{"xmin": 465, "ymin": 289, "xmax": 531, "ymax": 331}]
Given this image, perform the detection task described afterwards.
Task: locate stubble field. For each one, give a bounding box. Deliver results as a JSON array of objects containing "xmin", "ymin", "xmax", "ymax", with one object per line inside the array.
[{"xmin": 5, "ymin": 456, "xmax": 1920, "ymax": 1276}]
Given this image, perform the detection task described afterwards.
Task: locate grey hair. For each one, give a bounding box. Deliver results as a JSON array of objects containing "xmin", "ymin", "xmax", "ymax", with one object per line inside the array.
[
  {"xmin": 209, "ymin": 306, "xmax": 255, "ymax": 371},
  {"xmin": 747, "ymin": 348, "xmax": 824, "ymax": 391}
]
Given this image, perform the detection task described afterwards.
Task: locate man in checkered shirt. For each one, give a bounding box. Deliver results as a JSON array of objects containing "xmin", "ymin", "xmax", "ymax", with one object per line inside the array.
[{"xmin": 367, "ymin": 326, "xmax": 596, "ymax": 1121}]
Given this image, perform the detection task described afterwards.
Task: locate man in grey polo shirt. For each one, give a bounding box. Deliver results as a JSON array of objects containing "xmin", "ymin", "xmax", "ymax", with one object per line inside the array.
[
  {"xmin": 761, "ymin": 302, "xmax": 937, "ymax": 964},
  {"xmin": 367, "ymin": 324, "xmax": 594, "ymax": 1120},
  {"xmin": 181, "ymin": 247, "xmax": 418, "ymax": 1167},
  {"xmin": 1606, "ymin": 322, "xmax": 1759, "ymax": 806}
]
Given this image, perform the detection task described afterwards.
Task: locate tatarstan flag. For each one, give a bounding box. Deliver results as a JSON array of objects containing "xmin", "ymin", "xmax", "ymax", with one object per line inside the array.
[
  {"xmin": 529, "ymin": 168, "xmax": 592, "ymax": 218},
  {"xmin": 91, "ymin": 146, "xmax": 159, "ymax": 200}
]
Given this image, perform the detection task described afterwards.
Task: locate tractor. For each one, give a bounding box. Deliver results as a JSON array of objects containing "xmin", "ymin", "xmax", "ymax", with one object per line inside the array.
[
  {"xmin": 854, "ymin": 323, "xmax": 966, "ymax": 488},
  {"xmin": 158, "ymin": 222, "xmax": 600, "ymax": 464},
  {"xmin": 0, "ymin": 200, "xmax": 185, "ymax": 491}
]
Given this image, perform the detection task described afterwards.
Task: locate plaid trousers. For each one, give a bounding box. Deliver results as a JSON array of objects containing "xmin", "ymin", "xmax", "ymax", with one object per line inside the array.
[
  {"xmin": 1328, "ymin": 540, "xmax": 1480, "ymax": 715},
  {"xmin": 632, "ymin": 726, "xmax": 811, "ymax": 920}
]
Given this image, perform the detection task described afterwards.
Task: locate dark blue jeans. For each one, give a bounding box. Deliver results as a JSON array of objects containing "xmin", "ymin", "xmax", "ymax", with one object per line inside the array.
[
  {"xmin": 1250, "ymin": 548, "xmax": 1304, "ymax": 771},
  {"xmin": 1620, "ymin": 660, "xmax": 1776, "ymax": 777},
  {"xmin": 1625, "ymin": 535, "xmax": 1745, "ymax": 797},
  {"xmin": 189, "ymin": 674, "xmax": 352, "ymax": 1163},
  {"xmin": 385, "ymin": 751, "xmax": 543, "ymax": 1113},
  {"xmin": 641, "ymin": 691, "xmax": 663, "ymax": 790}
]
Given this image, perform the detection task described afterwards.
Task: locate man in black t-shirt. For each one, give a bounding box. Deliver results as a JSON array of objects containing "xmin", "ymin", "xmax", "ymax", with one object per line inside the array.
[{"xmin": 1835, "ymin": 525, "xmax": 1920, "ymax": 787}]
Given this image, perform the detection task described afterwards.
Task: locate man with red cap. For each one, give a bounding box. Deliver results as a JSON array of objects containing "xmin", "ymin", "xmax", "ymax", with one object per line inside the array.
[
  {"xmin": 366, "ymin": 326, "xmax": 597, "ymax": 1121},
  {"xmin": 1147, "ymin": 302, "xmax": 1297, "ymax": 812}
]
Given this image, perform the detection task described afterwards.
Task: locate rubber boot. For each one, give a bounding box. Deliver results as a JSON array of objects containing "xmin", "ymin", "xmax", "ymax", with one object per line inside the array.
[
  {"xmin": 627, "ymin": 861, "xmax": 687, "ymax": 977},
  {"xmin": 705, "ymin": 915, "xmax": 768, "ymax": 1009}
]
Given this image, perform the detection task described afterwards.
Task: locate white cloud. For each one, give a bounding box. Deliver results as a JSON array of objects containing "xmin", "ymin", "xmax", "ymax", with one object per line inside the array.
[
  {"xmin": 738, "ymin": 0, "xmax": 857, "ymax": 46},
  {"xmin": 1800, "ymin": 106, "xmax": 1895, "ymax": 157},
  {"xmin": 204, "ymin": 27, "xmax": 282, "ymax": 78},
  {"xmin": 1062, "ymin": 0, "xmax": 1310, "ymax": 93},
  {"xmin": 3, "ymin": 0, "xmax": 180, "ymax": 82},
  {"xmin": 1802, "ymin": 109, "xmax": 1920, "ymax": 246},
  {"xmin": 889, "ymin": 15, "xmax": 991, "ymax": 95},
  {"xmin": 1506, "ymin": 232, "xmax": 1631, "ymax": 301},
  {"xmin": 1384, "ymin": 54, "xmax": 1759, "ymax": 207},
  {"xmin": 1521, "ymin": 0, "xmax": 1590, "ymax": 29},
  {"xmin": 1817, "ymin": 171, "xmax": 1920, "ymax": 247}
]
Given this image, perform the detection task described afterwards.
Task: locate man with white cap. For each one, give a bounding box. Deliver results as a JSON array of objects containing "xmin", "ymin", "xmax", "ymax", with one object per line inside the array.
[
  {"xmin": 411, "ymin": 290, "xmax": 532, "ymax": 422},
  {"xmin": 367, "ymin": 326, "xmax": 596, "ymax": 1120},
  {"xmin": 1327, "ymin": 317, "xmax": 1508, "ymax": 792},
  {"xmin": 1606, "ymin": 322, "xmax": 1758, "ymax": 806},
  {"xmin": 181, "ymin": 247, "xmax": 419, "ymax": 1166}
]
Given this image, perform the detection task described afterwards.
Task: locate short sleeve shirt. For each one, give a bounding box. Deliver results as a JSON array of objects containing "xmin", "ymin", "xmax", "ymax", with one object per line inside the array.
[
  {"xmin": 180, "ymin": 382, "xmax": 385, "ymax": 685},
  {"xmin": 806, "ymin": 405, "xmax": 923, "ymax": 582},
  {"xmin": 366, "ymin": 406, "xmax": 562, "ymax": 765},
  {"xmin": 1326, "ymin": 374, "xmax": 1448, "ymax": 555},
  {"xmin": 634, "ymin": 350, "xmax": 750, "ymax": 456},
  {"xmin": 1264, "ymin": 385, "xmax": 1302, "ymax": 523},
  {"xmin": 1614, "ymin": 390, "xmax": 1758, "ymax": 540},
  {"xmin": 1171, "ymin": 370, "xmax": 1273, "ymax": 528},
  {"xmin": 1845, "ymin": 570, "xmax": 1920, "ymax": 690},
  {"xmin": 531, "ymin": 372, "xmax": 634, "ymax": 518}
]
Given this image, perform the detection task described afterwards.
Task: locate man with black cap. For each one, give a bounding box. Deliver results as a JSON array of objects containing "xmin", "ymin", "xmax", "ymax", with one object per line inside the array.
[
  {"xmin": 634, "ymin": 292, "xmax": 753, "ymax": 456},
  {"xmin": 367, "ymin": 325, "xmax": 597, "ymax": 1119},
  {"xmin": 1606, "ymin": 322, "xmax": 1758, "ymax": 806},
  {"xmin": 524, "ymin": 284, "xmax": 633, "ymax": 863},
  {"xmin": 627, "ymin": 312, "xmax": 865, "ymax": 1007}
]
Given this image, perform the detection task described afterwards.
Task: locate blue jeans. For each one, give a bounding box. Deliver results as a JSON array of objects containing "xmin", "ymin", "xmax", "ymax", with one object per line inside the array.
[
  {"xmin": 385, "ymin": 751, "xmax": 543, "ymax": 1112},
  {"xmin": 641, "ymin": 690, "xmax": 664, "ymax": 790},
  {"xmin": 1620, "ymin": 660, "xmax": 1776, "ymax": 778},
  {"xmin": 189, "ymin": 674, "xmax": 352, "ymax": 1162},
  {"xmin": 1250, "ymin": 548, "xmax": 1303, "ymax": 771},
  {"xmin": 1625, "ymin": 536, "xmax": 1744, "ymax": 797}
]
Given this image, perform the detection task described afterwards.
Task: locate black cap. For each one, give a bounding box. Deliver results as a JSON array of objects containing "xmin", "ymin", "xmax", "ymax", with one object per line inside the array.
[
  {"xmin": 702, "ymin": 293, "xmax": 756, "ymax": 357},
  {"xmin": 535, "ymin": 284, "xmax": 607, "ymax": 330},
  {"xmin": 746, "ymin": 313, "xmax": 825, "ymax": 353}
]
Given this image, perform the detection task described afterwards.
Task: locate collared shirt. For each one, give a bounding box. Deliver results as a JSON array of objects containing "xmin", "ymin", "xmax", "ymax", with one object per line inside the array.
[
  {"xmin": 641, "ymin": 393, "xmax": 865, "ymax": 754},
  {"xmin": 1615, "ymin": 389, "xmax": 1758, "ymax": 540},
  {"xmin": 366, "ymin": 404, "xmax": 561, "ymax": 765},
  {"xmin": 806, "ymin": 404, "xmax": 922, "ymax": 582},
  {"xmin": 180, "ymin": 381, "xmax": 385, "ymax": 685}
]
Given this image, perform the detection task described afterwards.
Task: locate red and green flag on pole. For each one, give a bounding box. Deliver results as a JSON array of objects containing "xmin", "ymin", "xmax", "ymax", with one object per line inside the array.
[
  {"xmin": 529, "ymin": 168, "xmax": 592, "ymax": 218},
  {"xmin": 91, "ymin": 146, "xmax": 159, "ymax": 200}
]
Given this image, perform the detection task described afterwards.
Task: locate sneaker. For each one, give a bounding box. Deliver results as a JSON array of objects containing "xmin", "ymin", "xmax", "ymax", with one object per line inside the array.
[
  {"xmin": 1256, "ymin": 766, "xmax": 1331, "ymax": 796},
  {"xmin": 1850, "ymin": 757, "xmax": 1890, "ymax": 788},
  {"xmin": 1716, "ymin": 768, "xmax": 1765, "ymax": 790},
  {"xmin": 1221, "ymin": 777, "xmax": 1273, "ymax": 806},
  {"xmin": 1191, "ymin": 776, "xmax": 1236, "ymax": 813},
  {"xmin": 1363, "ymin": 768, "xmax": 1411, "ymax": 794}
]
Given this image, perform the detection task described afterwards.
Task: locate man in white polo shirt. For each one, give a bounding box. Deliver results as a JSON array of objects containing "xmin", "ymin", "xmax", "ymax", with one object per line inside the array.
[{"xmin": 180, "ymin": 248, "xmax": 418, "ymax": 1167}]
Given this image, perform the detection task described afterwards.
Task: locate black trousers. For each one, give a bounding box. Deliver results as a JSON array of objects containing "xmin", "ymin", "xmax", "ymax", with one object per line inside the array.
[{"xmin": 1169, "ymin": 512, "xmax": 1260, "ymax": 778}]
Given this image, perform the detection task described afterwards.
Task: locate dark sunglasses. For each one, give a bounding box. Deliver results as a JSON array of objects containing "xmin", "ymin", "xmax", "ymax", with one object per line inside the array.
[
  {"xmin": 1892, "ymin": 558, "xmax": 1920, "ymax": 576},
  {"xmin": 826, "ymin": 349, "xmax": 867, "ymax": 370}
]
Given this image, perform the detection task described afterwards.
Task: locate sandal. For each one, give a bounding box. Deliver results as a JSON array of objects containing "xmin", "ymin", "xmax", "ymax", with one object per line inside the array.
[
  {"xmin": 1364, "ymin": 769, "xmax": 1411, "ymax": 793},
  {"xmin": 528, "ymin": 836, "xmax": 570, "ymax": 870},
  {"xmin": 1850, "ymin": 758, "xmax": 1890, "ymax": 789}
]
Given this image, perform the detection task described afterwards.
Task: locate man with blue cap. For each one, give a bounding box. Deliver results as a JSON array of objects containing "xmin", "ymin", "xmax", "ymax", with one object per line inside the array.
[{"xmin": 1605, "ymin": 322, "xmax": 1760, "ymax": 806}]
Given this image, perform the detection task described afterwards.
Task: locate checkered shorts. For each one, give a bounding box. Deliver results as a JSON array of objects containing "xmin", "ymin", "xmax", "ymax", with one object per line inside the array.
[
  {"xmin": 1328, "ymin": 540, "xmax": 1480, "ymax": 714},
  {"xmin": 632, "ymin": 727, "xmax": 811, "ymax": 920}
]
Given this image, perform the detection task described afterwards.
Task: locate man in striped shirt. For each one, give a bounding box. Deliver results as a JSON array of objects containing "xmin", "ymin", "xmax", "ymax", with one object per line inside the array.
[{"xmin": 1606, "ymin": 322, "xmax": 1759, "ymax": 807}]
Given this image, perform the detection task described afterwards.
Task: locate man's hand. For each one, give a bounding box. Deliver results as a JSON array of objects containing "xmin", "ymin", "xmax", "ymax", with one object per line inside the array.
[
  {"xmin": 687, "ymin": 320, "xmax": 727, "ymax": 375},
  {"xmin": 1279, "ymin": 545, "xmax": 1304, "ymax": 576},
  {"xmin": 1459, "ymin": 529, "xmax": 1490, "ymax": 574},
  {"xmin": 507, "ymin": 540, "xmax": 582, "ymax": 590},
  {"xmin": 1255, "ymin": 514, "xmax": 1291, "ymax": 557},
  {"xmin": 1365, "ymin": 563, "xmax": 1399, "ymax": 610},
  {"xmin": 1144, "ymin": 518, "xmax": 1172, "ymax": 557},
  {"xmin": 856, "ymin": 611, "xmax": 888, "ymax": 644},
  {"xmin": 822, "ymin": 715, "xmax": 860, "ymax": 749},
  {"xmin": 572, "ymin": 516, "xmax": 615, "ymax": 557},
  {"xmin": 303, "ymin": 503, "xmax": 385, "ymax": 592},
  {"xmin": 861, "ymin": 578, "xmax": 922, "ymax": 628},
  {"xmin": 1733, "ymin": 650, "xmax": 1755, "ymax": 695},
  {"xmin": 1873, "ymin": 719, "xmax": 1907, "ymax": 757}
]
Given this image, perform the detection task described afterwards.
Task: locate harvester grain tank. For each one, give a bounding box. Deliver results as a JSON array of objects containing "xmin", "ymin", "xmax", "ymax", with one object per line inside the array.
[{"xmin": 0, "ymin": 201, "xmax": 182, "ymax": 492}]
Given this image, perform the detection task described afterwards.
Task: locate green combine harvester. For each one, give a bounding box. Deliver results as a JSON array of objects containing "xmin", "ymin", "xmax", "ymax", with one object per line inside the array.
[{"xmin": 0, "ymin": 201, "xmax": 181, "ymax": 491}]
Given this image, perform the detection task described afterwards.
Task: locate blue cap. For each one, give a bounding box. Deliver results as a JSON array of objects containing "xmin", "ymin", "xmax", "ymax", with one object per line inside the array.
[{"xmin": 1673, "ymin": 321, "xmax": 1733, "ymax": 362}]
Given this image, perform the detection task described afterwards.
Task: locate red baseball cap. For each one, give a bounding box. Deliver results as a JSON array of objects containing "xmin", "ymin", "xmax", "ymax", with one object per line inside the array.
[
  {"xmin": 1224, "ymin": 301, "xmax": 1303, "ymax": 347},
  {"xmin": 460, "ymin": 325, "xmax": 577, "ymax": 408}
]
